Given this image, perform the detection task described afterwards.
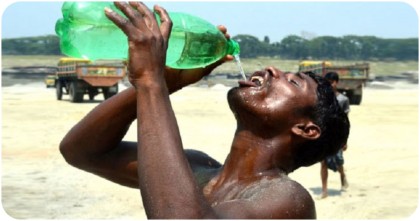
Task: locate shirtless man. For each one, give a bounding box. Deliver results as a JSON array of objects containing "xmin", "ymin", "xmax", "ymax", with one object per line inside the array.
[{"xmin": 59, "ymin": 2, "xmax": 350, "ymax": 219}]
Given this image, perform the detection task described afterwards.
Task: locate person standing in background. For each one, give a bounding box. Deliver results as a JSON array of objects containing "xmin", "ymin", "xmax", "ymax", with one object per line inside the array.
[{"xmin": 320, "ymin": 71, "xmax": 350, "ymax": 199}]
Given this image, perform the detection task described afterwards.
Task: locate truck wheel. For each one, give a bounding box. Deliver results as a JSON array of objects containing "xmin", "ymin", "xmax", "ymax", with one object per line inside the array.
[
  {"xmin": 69, "ymin": 81, "xmax": 84, "ymax": 103},
  {"xmin": 351, "ymin": 94, "xmax": 362, "ymax": 105},
  {"xmin": 103, "ymin": 84, "xmax": 118, "ymax": 100},
  {"xmin": 88, "ymin": 88, "xmax": 98, "ymax": 101},
  {"xmin": 346, "ymin": 88, "xmax": 362, "ymax": 105},
  {"xmin": 56, "ymin": 81, "xmax": 63, "ymax": 100}
]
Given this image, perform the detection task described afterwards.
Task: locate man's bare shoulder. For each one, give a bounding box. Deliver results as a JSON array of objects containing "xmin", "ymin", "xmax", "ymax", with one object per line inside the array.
[
  {"xmin": 246, "ymin": 175, "xmax": 315, "ymax": 219},
  {"xmin": 213, "ymin": 176, "xmax": 316, "ymax": 219}
]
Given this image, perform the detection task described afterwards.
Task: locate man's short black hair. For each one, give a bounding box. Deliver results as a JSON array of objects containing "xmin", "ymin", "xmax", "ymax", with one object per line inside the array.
[
  {"xmin": 324, "ymin": 72, "xmax": 339, "ymax": 82},
  {"xmin": 292, "ymin": 71, "xmax": 350, "ymax": 170}
]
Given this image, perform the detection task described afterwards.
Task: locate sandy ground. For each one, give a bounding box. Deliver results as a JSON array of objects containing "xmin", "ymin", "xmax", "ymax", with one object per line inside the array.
[{"xmin": 1, "ymin": 77, "xmax": 418, "ymax": 219}]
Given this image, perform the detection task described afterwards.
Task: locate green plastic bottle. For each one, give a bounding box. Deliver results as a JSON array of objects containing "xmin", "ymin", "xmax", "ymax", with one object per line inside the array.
[{"xmin": 55, "ymin": 2, "xmax": 240, "ymax": 69}]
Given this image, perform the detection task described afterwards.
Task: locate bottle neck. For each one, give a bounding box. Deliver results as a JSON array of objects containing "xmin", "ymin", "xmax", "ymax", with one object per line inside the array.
[{"xmin": 227, "ymin": 39, "xmax": 240, "ymax": 56}]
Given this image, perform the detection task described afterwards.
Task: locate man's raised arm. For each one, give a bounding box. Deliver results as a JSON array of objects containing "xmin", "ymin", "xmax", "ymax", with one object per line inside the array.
[
  {"xmin": 105, "ymin": 2, "xmax": 218, "ymax": 218},
  {"xmin": 59, "ymin": 1, "xmax": 229, "ymax": 190},
  {"xmin": 59, "ymin": 87, "xmax": 141, "ymax": 187}
]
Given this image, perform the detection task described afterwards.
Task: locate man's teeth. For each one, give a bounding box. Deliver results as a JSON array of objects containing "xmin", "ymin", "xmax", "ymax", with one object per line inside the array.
[{"xmin": 250, "ymin": 76, "xmax": 264, "ymax": 86}]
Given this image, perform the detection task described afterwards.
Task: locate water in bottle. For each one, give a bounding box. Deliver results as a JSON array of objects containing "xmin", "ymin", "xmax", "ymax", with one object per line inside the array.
[{"xmin": 55, "ymin": 2, "xmax": 240, "ymax": 70}]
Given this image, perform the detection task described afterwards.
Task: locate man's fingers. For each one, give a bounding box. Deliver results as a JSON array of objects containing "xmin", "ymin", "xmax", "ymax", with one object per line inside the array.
[
  {"xmin": 217, "ymin": 25, "xmax": 230, "ymax": 39},
  {"xmin": 217, "ymin": 25, "xmax": 227, "ymax": 34},
  {"xmin": 113, "ymin": 2, "xmax": 146, "ymax": 29},
  {"xmin": 154, "ymin": 5, "xmax": 173, "ymax": 44},
  {"xmin": 130, "ymin": 2, "xmax": 154, "ymax": 21},
  {"xmin": 129, "ymin": 1, "xmax": 159, "ymax": 30},
  {"xmin": 104, "ymin": 6, "xmax": 134, "ymax": 37}
]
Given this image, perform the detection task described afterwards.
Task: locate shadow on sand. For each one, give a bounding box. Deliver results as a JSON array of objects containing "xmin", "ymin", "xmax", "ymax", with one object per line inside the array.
[{"xmin": 309, "ymin": 187, "xmax": 343, "ymax": 198}]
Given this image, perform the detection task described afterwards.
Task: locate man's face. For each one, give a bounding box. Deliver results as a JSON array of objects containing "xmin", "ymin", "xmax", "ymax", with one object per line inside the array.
[{"xmin": 227, "ymin": 67, "xmax": 318, "ymax": 132}]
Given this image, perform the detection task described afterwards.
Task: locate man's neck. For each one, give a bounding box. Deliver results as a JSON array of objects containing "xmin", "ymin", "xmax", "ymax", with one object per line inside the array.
[
  {"xmin": 202, "ymin": 129, "xmax": 291, "ymax": 200},
  {"xmin": 220, "ymin": 129, "xmax": 288, "ymax": 182}
]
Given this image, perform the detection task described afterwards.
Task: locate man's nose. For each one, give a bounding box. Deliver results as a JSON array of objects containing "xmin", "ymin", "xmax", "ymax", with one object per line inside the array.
[{"xmin": 265, "ymin": 67, "xmax": 281, "ymax": 78}]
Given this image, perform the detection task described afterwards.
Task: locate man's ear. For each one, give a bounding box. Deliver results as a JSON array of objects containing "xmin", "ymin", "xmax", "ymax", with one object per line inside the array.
[{"xmin": 291, "ymin": 122, "xmax": 321, "ymax": 140}]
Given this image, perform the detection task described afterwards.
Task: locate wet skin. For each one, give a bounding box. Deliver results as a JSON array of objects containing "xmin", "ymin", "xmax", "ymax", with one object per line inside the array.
[
  {"xmin": 60, "ymin": 1, "xmax": 319, "ymax": 219},
  {"xmin": 201, "ymin": 68, "xmax": 319, "ymax": 218},
  {"xmin": 229, "ymin": 68, "xmax": 318, "ymax": 137}
]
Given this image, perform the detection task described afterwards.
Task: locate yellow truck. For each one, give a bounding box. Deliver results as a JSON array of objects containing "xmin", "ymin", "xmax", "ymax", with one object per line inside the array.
[
  {"xmin": 298, "ymin": 61, "xmax": 370, "ymax": 105},
  {"xmin": 44, "ymin": 74, "xmax": 56, "ymax": 88},
  {"xmin": 55, "ymin": 58, "xmax": 126, "ymax": 103}
]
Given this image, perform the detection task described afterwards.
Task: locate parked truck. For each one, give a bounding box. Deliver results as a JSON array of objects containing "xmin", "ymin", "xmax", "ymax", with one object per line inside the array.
[
  {"xmin": 298, "ymin": 61, "xmax": 370, "ymax": 105},
  {"xmin": 55, "ymin": 58, "xmax": 126, "ymax": 103}
]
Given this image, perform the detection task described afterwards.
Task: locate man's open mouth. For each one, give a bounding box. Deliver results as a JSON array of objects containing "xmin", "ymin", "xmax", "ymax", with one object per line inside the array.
[
  {"xmin": 238, "ymin": 71, "xmax": 267, "ymax": 88},
  {"xmin": 250, "ymin": 75, "xmax": 264, "ymax": 86}
]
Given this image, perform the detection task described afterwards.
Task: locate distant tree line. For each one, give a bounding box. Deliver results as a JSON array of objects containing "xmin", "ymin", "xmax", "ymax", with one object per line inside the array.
[
  {"xmin": 2, "ymin": 34, "xmax": 418, "ymax": 61},
  {"xmin": 2, "ymin": 35, "xmax": 61, "ymax": 55},
  {"xmin": 233, "ymin": 34, "xmax": 418, "ymax": 61}
]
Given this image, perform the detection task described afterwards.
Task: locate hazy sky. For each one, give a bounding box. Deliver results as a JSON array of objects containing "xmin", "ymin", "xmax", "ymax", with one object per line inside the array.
[{"xmin": 1, "ymin": 0, "xmax": 419, "ymax": 42}]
